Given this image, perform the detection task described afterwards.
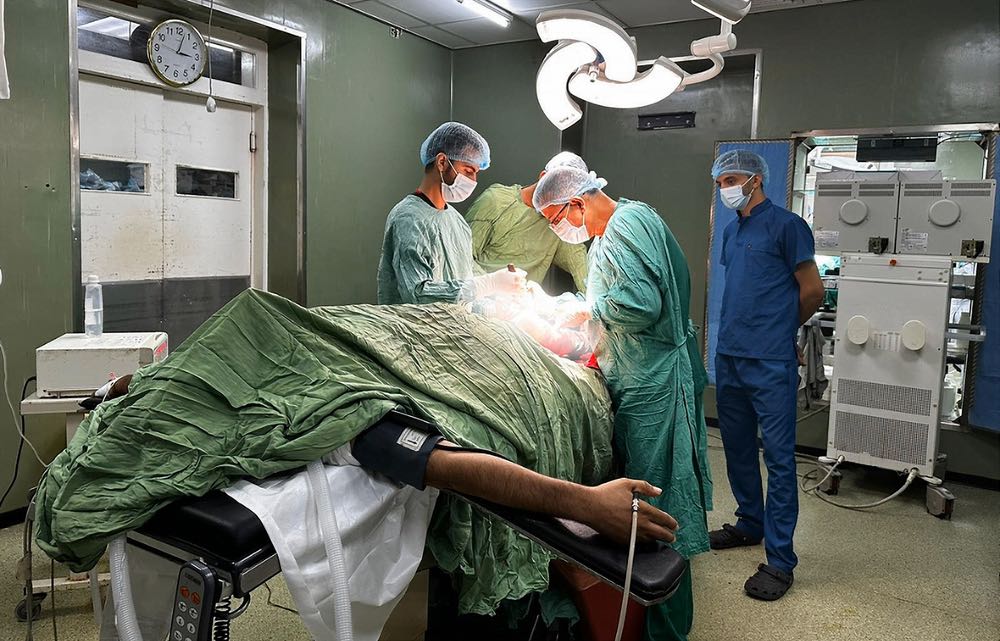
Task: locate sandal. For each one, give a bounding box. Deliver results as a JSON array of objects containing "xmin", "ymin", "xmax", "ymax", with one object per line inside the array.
[
  {"xmin": 744, "ymin": 564, "xmax": 794, "ymax": 601},
  {"xmin": 709, "ymin": 523, "xmax": 761, "ymax": 550}
]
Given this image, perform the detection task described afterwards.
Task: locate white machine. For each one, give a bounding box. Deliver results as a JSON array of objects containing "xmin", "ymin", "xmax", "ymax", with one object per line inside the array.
[
  {"xmin": 817, "ymin": 168, "xmax": 995, "ymax": 516},
  {"xmin": 897, "ymin": 179, "xmax": 995, "ymax": 260},
  {"xmin": 813, "ymin": 171, "xmax": 900, "ymax": 254},
  {"xmin": 36, "ymin": 332, "xmax": 169, "ymax": 398},
  {"xmin": 827, "ymin": 255, "xmax": 952, "ymax": 477}
]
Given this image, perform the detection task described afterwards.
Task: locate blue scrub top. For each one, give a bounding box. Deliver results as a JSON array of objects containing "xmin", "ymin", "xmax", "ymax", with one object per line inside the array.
[{"xmin": 718, "ymin": 199, "xmax": 815, "ymax": 361}]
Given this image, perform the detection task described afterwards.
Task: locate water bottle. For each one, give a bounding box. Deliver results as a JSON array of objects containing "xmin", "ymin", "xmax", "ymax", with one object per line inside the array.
[{"xmin": 84, "ymin": 275, "xmax": 104, "ymax": 337}]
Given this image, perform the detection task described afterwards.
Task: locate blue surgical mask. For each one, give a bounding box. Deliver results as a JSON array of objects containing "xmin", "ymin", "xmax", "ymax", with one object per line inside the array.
[{"xmin": 720, "ymin": 177, "xmax": 755, "ymax": 210}]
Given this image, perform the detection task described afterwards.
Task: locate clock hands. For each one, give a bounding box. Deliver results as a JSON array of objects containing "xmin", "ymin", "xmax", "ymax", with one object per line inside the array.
[{"xmin": 175, "ymin": 36, "xmax": 193, "ymax": 58}]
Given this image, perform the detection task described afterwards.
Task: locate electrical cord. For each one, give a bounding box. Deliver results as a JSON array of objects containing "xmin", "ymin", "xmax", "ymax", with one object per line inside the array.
[
  {"xmin": 1, "ymin": 341, "xmax": 46, "ymax": 467},
  {"xmin": 802, "ymin": 467, "xmax": 920, "ymax": 511},
  {"xmin": 1, "ymin": 375, "xmax": 38, "ymax": 511},
  {"xmin": 613, "ymin": 494, "xmax": 640, "ymax": 641},
  {"xmin": 50, "ymin": 559, "xmax": 58, "ymax": 641},
  {"xmin": 262, "ymin": 582, "xmax": 298, "ymax": 615},
  {"xmin": 798, "ymin": 455, "xmax": 844, "ymax": 493}
]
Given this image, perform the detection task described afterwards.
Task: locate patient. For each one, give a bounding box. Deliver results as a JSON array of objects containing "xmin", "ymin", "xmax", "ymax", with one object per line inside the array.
[
  {"xmin": 96, "ymin": 374, "xmax": 677, "ymax": 548},
  {"xmin": 35, "ymin": 289, "xmax": 674, "ymax": 622}
]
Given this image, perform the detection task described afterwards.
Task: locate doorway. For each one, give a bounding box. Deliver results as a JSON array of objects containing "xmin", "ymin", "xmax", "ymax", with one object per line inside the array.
[{"xmin": 75, "ymin": 0, "xmax": 268, "ymax": 345}]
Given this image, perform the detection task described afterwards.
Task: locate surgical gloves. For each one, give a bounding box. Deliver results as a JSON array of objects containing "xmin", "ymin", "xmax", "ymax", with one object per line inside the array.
[{"xmin": 474, "ymin": 267, "xmax": 527, "ymax": 299}]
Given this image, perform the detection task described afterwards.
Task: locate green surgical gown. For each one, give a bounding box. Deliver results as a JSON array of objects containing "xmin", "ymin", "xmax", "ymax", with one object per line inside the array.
[
  {"xmin": 378, "ymin": 194, "xmax": 476, "ymax": 304},
  {"xmin": 588, "ymin": 199, "xmax": 713, "ymax": 641},
  {"xmin": 465, "ymin": 184, "xmax": 589, "ymax": 292}
]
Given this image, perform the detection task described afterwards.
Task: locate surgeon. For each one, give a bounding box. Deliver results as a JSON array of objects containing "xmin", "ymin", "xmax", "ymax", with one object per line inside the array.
[
  {"xmin": 708, "ymin": 150, "xmax": 824, "ymax": 601},
  {"xmin": 533, "ymin": 167, "xmax": 712, "ymax": 641},
  {"xmin": 377, "ymin": 122, "xmax": 526, "ymax": 305},
  {"xmin": 464, "ymin": 151, "xmax": 598, "ymax": 292}
]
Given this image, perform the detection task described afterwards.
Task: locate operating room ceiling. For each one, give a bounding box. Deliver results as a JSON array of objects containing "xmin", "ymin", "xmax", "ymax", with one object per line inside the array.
[{"xmin": 335, "ymin": 0, "xmax": 861, "ymax": 49}]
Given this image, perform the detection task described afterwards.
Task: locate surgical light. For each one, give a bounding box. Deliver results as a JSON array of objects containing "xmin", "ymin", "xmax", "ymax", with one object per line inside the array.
[
  {"xmin": 535, "ymin": 41, "xmax": 598, "ymax": 130},
  {"xmin": 568, "ymin": 57, "xmax": 685, "ymax": 109},
  {"xmin": 536, "ymin": 9, "xmax": 637, "ymax": 82},
  {"xmin": 534, "ymin": 4, "xmax": 747, "ymax": 130},
  {"xmin": 689, "ymin": 0, "xmax": 752, "ymax": 24},
  {"xmin": 456, "ymin": 0, "xmax": 512, "ymax": 28}
]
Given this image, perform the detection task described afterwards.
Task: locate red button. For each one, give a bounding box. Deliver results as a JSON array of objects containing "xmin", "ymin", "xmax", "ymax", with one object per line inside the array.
[
  {"xmin": 180, "ymin": 587, "xmax": 190, "ymax": 599},
  {"xmin": 889, "ymin": 259, "xmax": 897, "ymax": 266},
  {"xmin": 191, "ymin": 593, "xmax": 201, "ymax": 605}
]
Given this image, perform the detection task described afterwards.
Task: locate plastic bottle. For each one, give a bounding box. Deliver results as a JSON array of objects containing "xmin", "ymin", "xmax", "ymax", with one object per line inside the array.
[{"xmin": 84, "ymin": 275, "xmax": 104, "ymax": 337}]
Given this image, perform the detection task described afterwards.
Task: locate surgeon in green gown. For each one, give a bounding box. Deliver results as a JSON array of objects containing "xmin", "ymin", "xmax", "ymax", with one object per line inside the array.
[
  {"xmin": 464, "ymin": 151, "xmax": 598, "ymax": 293},
  {"xmin": 533, "ymin": 167, "xmax": 713, "ymax": 641},
  {"xmin": 378, "ymin": 122, "xmax": 526, "ymax": 305}
]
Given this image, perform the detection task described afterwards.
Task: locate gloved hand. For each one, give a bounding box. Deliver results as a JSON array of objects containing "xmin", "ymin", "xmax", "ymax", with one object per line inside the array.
[{"xmin": 474, "ymin": 267, "xmax": 527, "ymax": 299}]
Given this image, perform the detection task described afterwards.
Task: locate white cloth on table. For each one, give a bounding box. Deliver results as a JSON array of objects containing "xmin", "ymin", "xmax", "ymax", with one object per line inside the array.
[{"xmin": 224, "ymin": 445, "xmax": 438, "ymax": 641}]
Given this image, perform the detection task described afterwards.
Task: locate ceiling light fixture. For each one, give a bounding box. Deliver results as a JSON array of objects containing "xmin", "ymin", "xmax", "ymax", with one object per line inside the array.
[
  {"xmin": 535, "ymin": 41, "xmax": 599, "ymax": 130},
  {"xmin": 534, "ymin": 4, "xmax": 750, "ymax": 129},
  {"xmin": 456, "ymin": 0, "xmax": 512, "ymax": 28},
  {"xmin": 535, "ymin": 9, "xmax": 636, "ymax": 82},
  {"xmin": 567, "ymin": 57, "xmax": 686, "ymax": 109}
]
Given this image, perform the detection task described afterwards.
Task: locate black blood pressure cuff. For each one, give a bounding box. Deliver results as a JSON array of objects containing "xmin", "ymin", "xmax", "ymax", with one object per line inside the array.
[{"xmin": 351, "ymin": 417, "xmax": 444, "ymax": 491}]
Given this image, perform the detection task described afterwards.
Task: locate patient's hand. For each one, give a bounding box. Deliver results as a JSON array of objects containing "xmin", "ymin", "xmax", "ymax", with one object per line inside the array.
[
  {"xmin": 425, "ymin": 445, "xmax": 678, "ymax": 546},
  {"xmin": 583, "ymin": 479, "xmax": 678, "ymax": 544}
]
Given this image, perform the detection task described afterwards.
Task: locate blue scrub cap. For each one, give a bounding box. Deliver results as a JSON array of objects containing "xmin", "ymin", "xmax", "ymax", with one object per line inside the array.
[
  {"xmin": 711, "ymin": 150, "xmax": 770, "ymax": 185},
  {"xmin": 532, "ymin": 166, "xmax": 606, "ymax": 211},
  {"xmin": 419, "ymin": 122, "xmax": 491, "ymax": 170}
]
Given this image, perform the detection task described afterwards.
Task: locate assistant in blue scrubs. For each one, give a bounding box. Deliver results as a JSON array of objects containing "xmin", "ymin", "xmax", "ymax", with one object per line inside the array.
[{"xmin": 709, "ymin": 150, "xmax": 825, "ymax": 601}]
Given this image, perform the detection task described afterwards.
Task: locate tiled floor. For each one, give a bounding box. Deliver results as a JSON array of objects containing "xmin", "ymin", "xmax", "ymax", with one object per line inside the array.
[{"xmin": 2, "ymin": 442, "xmax": 997, "ymax": 640}]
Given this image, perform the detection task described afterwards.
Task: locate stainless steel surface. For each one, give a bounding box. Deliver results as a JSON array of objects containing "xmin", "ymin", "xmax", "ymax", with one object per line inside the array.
[
  {"xmin": 793, "ymin": 124, "xmax": 1000, "ymax": 138},
  {"xmin": 940, "ymin": 421, "xmax": 973, "ymax": 434},
  {"xmin": 946, "ymin": 331, "xmax": 986, "ymax": 343},
  {"xmin": 962, "ymin": 130, "xmax": 996, "ymax": 426},
  {"xmin": 69, "ymin": 0, "xmax": 82, "ymax": 331}
]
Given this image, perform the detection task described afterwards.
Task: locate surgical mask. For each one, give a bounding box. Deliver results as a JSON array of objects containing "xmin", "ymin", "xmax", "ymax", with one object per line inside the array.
[
  {"xmin": 551, "ymin": 205, "xmax": 591, "ymax": 244},
  {"xmin": 441, "ymin": 159, "xmax": 477, "ymax": 203},
  {"xmin": 720, "ymin": 177, "xmax": 755, "ymax": 211}
]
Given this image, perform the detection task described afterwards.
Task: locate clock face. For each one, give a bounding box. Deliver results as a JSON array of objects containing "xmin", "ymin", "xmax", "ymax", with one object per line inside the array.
[{"xmin": 147, "ymin": 19, "xmax": 208, "ymax": 87}]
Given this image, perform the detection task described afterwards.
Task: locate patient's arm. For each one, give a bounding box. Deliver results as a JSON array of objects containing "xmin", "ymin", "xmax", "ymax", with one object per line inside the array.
[{"xmin": 425, "ymin": 443, "xmax": 678, "ymax": 545}]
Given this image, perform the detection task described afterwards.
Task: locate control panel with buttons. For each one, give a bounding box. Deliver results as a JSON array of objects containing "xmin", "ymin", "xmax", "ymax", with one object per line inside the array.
[{"xmin": 168, "ymin": 560, "xmax": 216, "ymax": 641}]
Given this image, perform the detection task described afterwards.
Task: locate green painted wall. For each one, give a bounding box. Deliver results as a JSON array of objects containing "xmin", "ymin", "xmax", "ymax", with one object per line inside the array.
[
  {"xmin": 0, "ymin": 0, "xmax": 451, "ymax": 515},
  {"xmin": 0, "ymin": 0, "xmax": 77, "ymax": 517},
  {"xmin": 220, "ymin": 0, "xmax": 452, "ymax": 306},
  {"xmin": 452, "ymin": 41, "xmax": 562, "ymax": 199}
]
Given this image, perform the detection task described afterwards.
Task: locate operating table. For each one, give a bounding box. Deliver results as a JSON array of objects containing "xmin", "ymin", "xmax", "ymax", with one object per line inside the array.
[{"xmin": 124, "ymin": 410, "xmax": 688, "ymax": 640}]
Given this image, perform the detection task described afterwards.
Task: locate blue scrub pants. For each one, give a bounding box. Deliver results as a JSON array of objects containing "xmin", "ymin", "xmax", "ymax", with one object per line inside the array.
[{"xmin": 715, "ymin": 354, "xmax": 799, "ymax": 574}]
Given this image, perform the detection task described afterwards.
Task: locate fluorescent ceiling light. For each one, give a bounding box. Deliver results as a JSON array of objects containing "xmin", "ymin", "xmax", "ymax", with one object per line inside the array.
[
  {"xmin": 457, "ymin": 0, "xmax": 512, "ymax": 28},
  {"xmin": 568, "ymin": 57, "xmax": 686, "ymax": 109},
  {"xmin": 535, "ymin": 41, "xmax": 598, "ymax": 130},
  {"xmin": 690, "ymin": 0, "xmax": 752, "ymax": 24},
  {"xmin": 536, "ymin": 9, "xmax": 636, "ymax": 82}
]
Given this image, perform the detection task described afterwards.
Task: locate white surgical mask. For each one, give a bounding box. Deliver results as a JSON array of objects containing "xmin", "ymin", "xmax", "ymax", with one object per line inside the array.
[
  {"xmin": 441, "ymin": 159, "xmax": 477, "ymax": 203},
  {"xmin": 551, "ymin": 205, "xmax": 591, "ymax": 244},
  {"xmin": 720, "ymin": 177, "xmax": 755, "ymax": 211}
]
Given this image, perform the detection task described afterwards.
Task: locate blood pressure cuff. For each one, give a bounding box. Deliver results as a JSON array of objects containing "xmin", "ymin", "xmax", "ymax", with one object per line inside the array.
[{"xmin": 351, "ymin": 419, "xmax": 444, "ymax": 491}]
